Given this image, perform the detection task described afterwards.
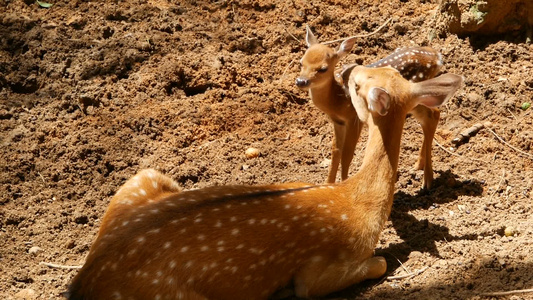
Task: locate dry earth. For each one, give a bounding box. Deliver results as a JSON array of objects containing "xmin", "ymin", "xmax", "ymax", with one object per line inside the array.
[{"xmin": 1, "ymin": 0, "xmax": 532, "ymax": 299}]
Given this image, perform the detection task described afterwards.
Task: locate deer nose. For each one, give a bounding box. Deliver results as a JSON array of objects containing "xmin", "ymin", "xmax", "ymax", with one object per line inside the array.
[{"xmin": 295, "ymin": 77, "xmax": 310, "ymax": 88}]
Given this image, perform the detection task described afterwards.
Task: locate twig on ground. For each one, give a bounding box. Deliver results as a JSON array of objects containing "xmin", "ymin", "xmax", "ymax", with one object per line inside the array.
[
  {"xmin": 506, "ymin": 108, "xmax": 517, "ymax": 121},
  {"xmin": 451, "ymin": 122, "xmax": 487, "ymax": 147},
  {"xmin": 396, "ymin": 258, "xmax": 411, "ymax": 275},
  {"xmin": 40, "ymin": 262, "xmax": 82, "ymax": 270},
  {"xmin": 278, "ymin": 57, "xmax": 297, "ymax": 85},
  {"xmin": 434, "ymin": 139, "xmax": 489, "ymax": 164},
  {"xmin": 480, "ymin": 288, "xmax": 533, "ymax": 297},
  {"xmin": 283, "ymin": 26, "xmax": 301, "ymax": 44},
  {"xmin": 487, "ymin": 127, "xmax": 533, "ymax": 160},
  {"xmin": 323, "ymin": 18, "xmax": 392, "ymax": 45},
  {"xmin": 387, "ymin": 266, "xmax": 429, "ymax": 280},
  {"xmin": 38, "ymin": 172, "xmax": 47, "ymax": 185}
]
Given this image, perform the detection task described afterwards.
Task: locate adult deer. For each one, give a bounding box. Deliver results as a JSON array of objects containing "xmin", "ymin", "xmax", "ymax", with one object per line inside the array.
[
  {"xmin": 66, "ymin": 66, "xmax": 462, "ymax": 300},
  {"xmin": 296, "ymin": 26, "xmax": 442, "ymax": 189}
]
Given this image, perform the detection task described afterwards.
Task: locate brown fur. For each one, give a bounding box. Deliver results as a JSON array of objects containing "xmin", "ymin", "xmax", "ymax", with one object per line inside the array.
[
  {"xmin": 66, "ymin": 67, "xmax": 462, "ymax": 300},
  {"xmin": 297, "ymin": 28, "xmax": 443, "ymax": 188}
]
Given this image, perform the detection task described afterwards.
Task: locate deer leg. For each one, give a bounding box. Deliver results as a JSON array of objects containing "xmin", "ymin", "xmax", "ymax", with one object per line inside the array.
[
  {"xmin": 340, "ymin": 118, "xmax": 362, "ymax": 181},
  {"xmin": 327, "ymin": 122, "xmax": 346, "ymax": 183},
  {"xmin": 411, "ymin": 106, "xmax": 440, "ymax": 189},
  {"xmin": 294, "ymin": 255, "xmax": 387, "ymax": 298}
]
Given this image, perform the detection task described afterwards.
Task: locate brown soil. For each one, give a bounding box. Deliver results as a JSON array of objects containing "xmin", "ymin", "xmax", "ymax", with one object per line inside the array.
[{"xmin": 1, "ymin": 0, "xmax": 532, "ymax": 299}]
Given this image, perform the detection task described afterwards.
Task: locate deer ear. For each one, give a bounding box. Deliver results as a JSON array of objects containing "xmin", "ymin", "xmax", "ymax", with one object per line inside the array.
[
  {"xmin": 412, "ymin": 73, "xmax": 463, "ymax": 108},
  {"xmin": 305, "ymin": 25, "xmax": 318, "ymax": 47},
  {"xmin": 367, "ymin": 87, "xmax": 390, "ymax": 116},
  {"xmin": 337, "ymin": 37, "xmax": 356, "ymax": 59}
]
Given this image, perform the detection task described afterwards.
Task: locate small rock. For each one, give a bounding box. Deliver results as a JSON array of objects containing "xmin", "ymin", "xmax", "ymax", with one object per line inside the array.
[
  {"xmin": 408, "ymin": 251, "xmax": 423, "ymax": 259},
  {"xmin": 28, "ymin": 246, "xmax": 43, "ymax": 256},
  {"xmin": 504, "ymin": 226, "xmax": 516, "ymax": 237},
  {"xmin": 319, "ymin": 158, "xmax": 331, "ymax": 168},
  {"xmin": 457, "ymin": 204, "xmax": 466, "ymax": 212},
  {"xmin": 14, "ymin": 288, "xmax": 36, "ymax": 299},
  {"xmin": 245, "ymin": 147, "xmax": 260, "ymax": 159},
  {"xmin": 66, "ymin": 240, "xmax": 76, "ymax": 249}
]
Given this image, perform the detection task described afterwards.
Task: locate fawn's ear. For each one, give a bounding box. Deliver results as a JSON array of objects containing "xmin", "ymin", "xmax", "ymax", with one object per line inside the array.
[
  {"xmin": 367, "ymin": 87, "xmax": 391, "ymax": 116},
  {"xmin": 305, "ymin": 25, "xmax": 318, "ymax": 47},
  {"xmin": 412, "ymin": 73, "xmax": 463, "ymax": 108},
  {"xmin": 336, "ymin": 37, "xmax": 356, "ymax": 60}
]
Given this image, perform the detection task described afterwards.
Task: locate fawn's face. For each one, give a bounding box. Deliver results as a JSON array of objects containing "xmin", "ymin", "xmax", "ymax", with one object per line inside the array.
[
  {"xmin": 296, "ymin": 44, "xmax": 338, "ymax": 91},
  {"xmin": 296, "ymin": 26, "xmax": 355, "ymax": 91}
]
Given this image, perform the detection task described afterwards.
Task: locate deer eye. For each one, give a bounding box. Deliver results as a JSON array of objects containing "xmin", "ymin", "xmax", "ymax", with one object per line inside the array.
[{"xmin": 317, "ymin": 66, "xmax": 328, "ymax": 73}]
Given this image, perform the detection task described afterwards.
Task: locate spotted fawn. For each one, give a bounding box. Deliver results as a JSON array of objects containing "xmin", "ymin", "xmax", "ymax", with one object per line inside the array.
[{"xmin": 296, "ymin": 26, "xmax": 443, "ymax": 189}]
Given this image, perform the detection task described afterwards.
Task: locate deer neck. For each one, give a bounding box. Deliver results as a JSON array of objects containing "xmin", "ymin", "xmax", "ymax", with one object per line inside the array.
[
  {"xmin": 308, "ymin": 75, "xmax": 344, "ymax": 113},
  {"xmin": 342, "ymin": 107, "xmax": 407, "ymax": 224}
]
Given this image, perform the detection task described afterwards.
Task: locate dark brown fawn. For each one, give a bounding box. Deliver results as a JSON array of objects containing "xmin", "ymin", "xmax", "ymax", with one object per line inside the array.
[
  {"xmin": 296, "ymin": 26, "xmax": 442, "ymax": 189},
  {"xmin": 66, "ymin": 67, "xmax": 462, "ymax": 300}
]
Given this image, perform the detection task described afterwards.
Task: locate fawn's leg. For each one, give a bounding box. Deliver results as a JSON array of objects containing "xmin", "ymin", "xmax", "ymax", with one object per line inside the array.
[
  {"xmin": 294, "ymin": 255, "xmax": 387, "ymax": 297},
  {"xmin": 327, "ymin": 122, "xmax": 347, "ymax": 183},
  {"xmin": 411, "ymin": 106, "xmax": 440, "ymax": 189},
  {"xmin": 340, "ymin": 118, "xmax": 362, "ymax": 181}
]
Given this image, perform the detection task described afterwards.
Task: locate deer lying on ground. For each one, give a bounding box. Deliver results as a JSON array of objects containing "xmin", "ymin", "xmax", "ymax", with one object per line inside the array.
[
  {"xmin": 66, "ymin": 66, "xmax": 462, "ymax": 300},
  {"xmin": 296, "ymin": 26, "xmax": 442, "ymax": 188}
]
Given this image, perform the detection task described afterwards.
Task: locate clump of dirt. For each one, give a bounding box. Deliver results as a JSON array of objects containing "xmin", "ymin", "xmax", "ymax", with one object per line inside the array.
[
  {"xmin": 1, "ymin": 0, "xmax": 532, "ymax": 299},
  {"xmin": 434, "ymin": 0, "xmax": 533, "ymax": 38}
]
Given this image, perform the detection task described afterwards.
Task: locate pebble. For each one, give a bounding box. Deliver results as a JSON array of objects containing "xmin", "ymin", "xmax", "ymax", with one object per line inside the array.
[
  {"xmin": 320, "ymin": 158, "xmax": 331, "ymax": 168},
  {"xmin": 28, "ymin": 246, "xmax": 43, "ymax": 256},
  {"xmin": 245, "ymin": 147, "xmax": 260, "ymax": 159},
  {"xmin": 504, "ymin": 226, "xmax": 516, "ymax": 237},
  {"xmin": 14, "ymin": 288, "xmax": 36, "ymax": 299}
]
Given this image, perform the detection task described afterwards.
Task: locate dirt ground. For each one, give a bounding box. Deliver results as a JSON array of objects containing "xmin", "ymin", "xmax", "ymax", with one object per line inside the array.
[{"xmin": 1, "ymin": 0, "xmax": 532, "ymax": 299}]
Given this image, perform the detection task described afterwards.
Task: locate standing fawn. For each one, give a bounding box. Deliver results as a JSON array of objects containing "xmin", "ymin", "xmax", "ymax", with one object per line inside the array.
[
  {"xmin": 296, "ymin": 26, "xmax": 442, "ymax": 188},
  {"xmin": 66, "ymin": 67, "xmax": 462, "ymax": 300}
]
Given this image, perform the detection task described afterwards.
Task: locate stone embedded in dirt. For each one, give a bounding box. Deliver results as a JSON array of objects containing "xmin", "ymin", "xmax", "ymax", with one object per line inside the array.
[
  {"xmin": 65, "ymin": 240, "xmax": 76, "ymax": 249},
  {"xmin": 14, "ymin": 288, "xmax": 36, "ymax": 299},
  {"xmin": 504, "ymin": 226, "xmax": 516, "ymax": 237},
  {"xmin": 245, "ymin": 147, "xmax": 260, "ymax": 159},
  {"xmin": 28, "ymin": 246, "xmax": 42, "ymax": 256},
  {"xmin": 320, "ymin": 158, "xmax": 331, "ymax": 168}
]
